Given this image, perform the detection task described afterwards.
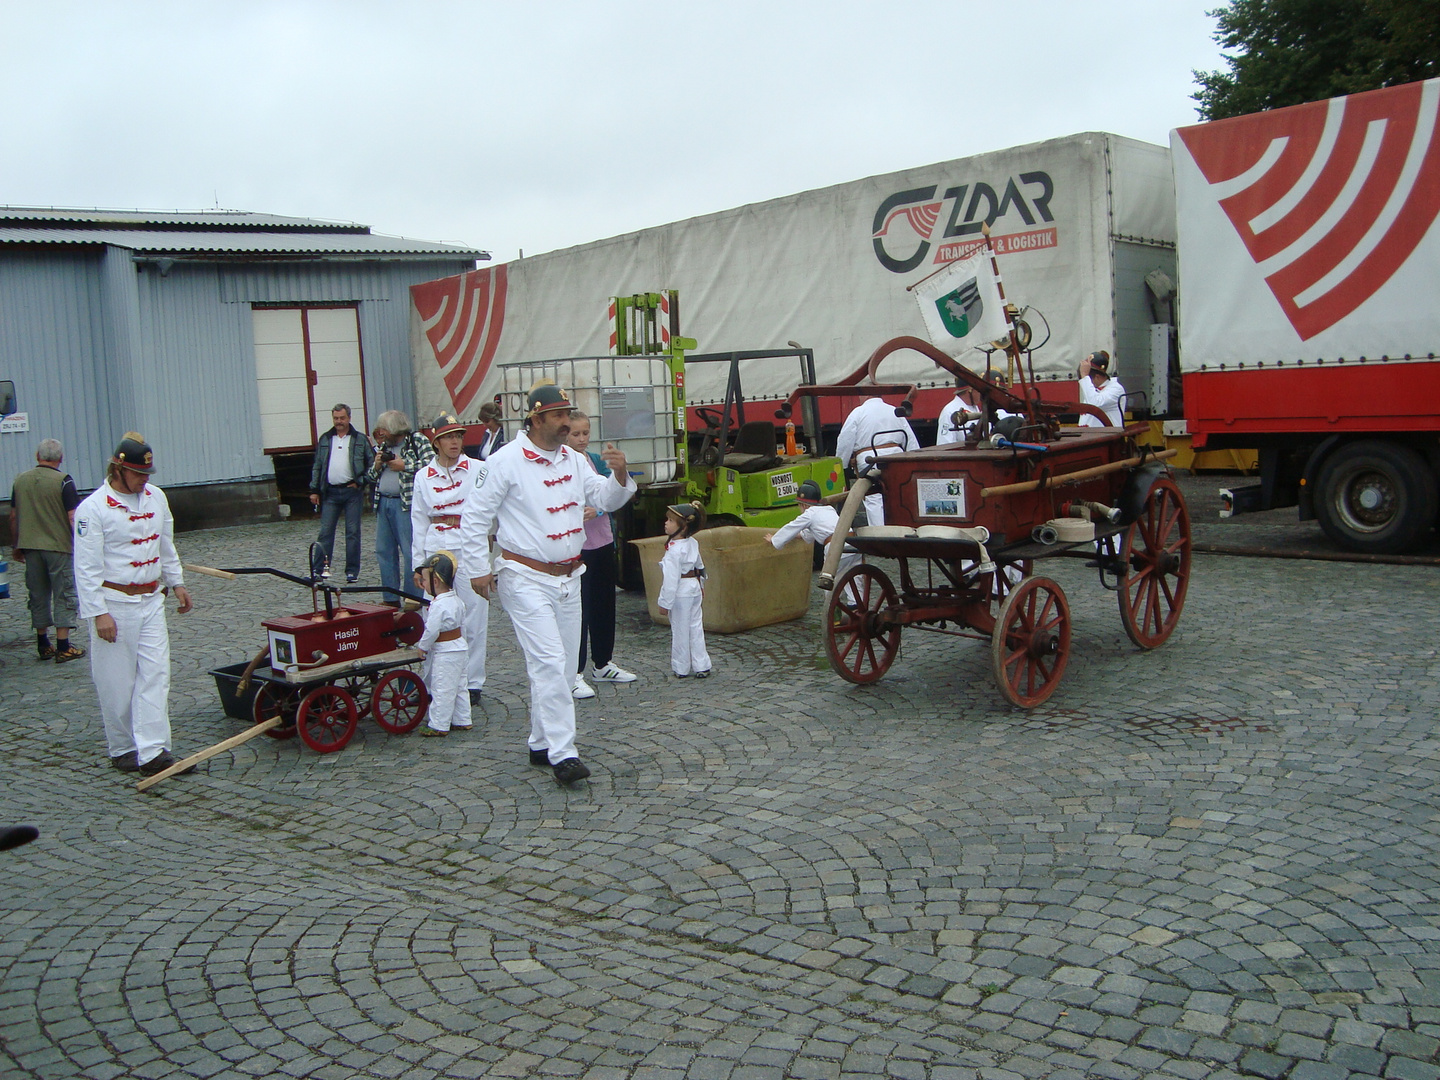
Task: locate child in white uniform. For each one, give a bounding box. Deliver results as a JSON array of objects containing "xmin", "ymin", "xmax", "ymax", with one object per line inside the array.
[
  {"xmin": 414, "ymin": 551, "xmax": 470, "ymax": 736},
  {"xmin": 657, "ymin": 501, "xmax": 710, "ymax": 678},
  {"xmin": 765, "ymin": 479, "xmax": 861, "ymax": 579}
]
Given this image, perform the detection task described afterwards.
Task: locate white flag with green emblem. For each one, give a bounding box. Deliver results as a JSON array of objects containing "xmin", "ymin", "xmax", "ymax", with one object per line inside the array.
[{"xmin": 913, "ymin": 250, "xmax": 1007, "ymax": 355}]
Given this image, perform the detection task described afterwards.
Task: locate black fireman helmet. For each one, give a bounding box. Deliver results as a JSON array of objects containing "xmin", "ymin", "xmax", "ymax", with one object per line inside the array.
[
  {"xmin": 797, "ymin": 479, "xmax": 822, "ymax": 504},
  {"xmin": 430, "ymin": 413, "xmax": 465, "ymax": 443},
  {"xmin": 525, "ymin": 379, "xmax": 572, "ymax": 419},
  {"xmin": 419, "ymin": 550, "xmax": 458, "ymax": 589},
  {"xmin": 1085, "ymin": 349, "xmax": 1110, "ymax": 373},
  {"xmin": 666, "ymin": 500, "xmax": 706, "ymax": 537},
  {"xmin": 112, "ymin": 432, "xmax": 155, "ymax": 474}
]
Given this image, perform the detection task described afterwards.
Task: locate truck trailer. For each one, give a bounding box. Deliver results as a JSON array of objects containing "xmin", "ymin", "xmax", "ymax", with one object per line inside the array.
[
  {"xmin": 408, "ymin": 131, "xmax": 1179, "ymax": 422},
  {"xmin": 1171, "ymin": 77, "xmax": 1440, "ymax": 554}
]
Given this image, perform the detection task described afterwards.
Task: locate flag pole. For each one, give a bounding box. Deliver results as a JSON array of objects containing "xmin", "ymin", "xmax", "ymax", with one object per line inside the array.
[{"xmin": 981, "ymin": 223, "xmax": 1038, "ymax": 427}]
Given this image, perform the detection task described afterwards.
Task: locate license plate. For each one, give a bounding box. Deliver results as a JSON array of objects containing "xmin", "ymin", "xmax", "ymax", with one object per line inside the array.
[{"xmin": 771, "ymin": 471, "xmax": 797, "ymax": 498}]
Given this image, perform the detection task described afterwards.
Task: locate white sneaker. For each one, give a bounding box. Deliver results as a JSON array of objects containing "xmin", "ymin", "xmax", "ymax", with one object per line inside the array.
[
  {"xmin": 592, "ymin": 662, "xmax": 637, "ymax": 683},
  {"xmin": 572, "ymin": 675, "xmax": 596, "ymax": 699}
]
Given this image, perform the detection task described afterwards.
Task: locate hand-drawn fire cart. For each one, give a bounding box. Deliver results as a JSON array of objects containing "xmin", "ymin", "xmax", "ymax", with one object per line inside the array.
[
  {"xmin": 203, "ymin": 546, "xmax": 432, "ymax": 754},
  {"xmin": 798, "ymin": 334, "xmax": 1191, "ymax": 708}
]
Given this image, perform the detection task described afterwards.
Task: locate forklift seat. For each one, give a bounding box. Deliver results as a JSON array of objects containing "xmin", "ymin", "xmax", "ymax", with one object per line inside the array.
[{"xmin": 723, "ymin": 421, "xmax": 779, "ymax": 473}]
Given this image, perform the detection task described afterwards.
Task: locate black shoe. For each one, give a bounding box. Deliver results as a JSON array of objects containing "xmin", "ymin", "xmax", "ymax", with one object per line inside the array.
[
  {"xmin": 138, "ymin": 751, "xmax": 192, "ymax": 777},
  {"xmin": 111, "ymin": 751, "xmax": 140, "ymax": 773},
  {"xmin": 552, "ymin": 758, "xmax": 591, "ymax": 784},
  {"xmin": 469, "ymin": 689, "xmax": 483, "ymax": 706},
  {"xmin": 529, "ymin": 748, "xmax": 551, "ymax": 767},
  {"xmin": 346, "ymin": 574, "xmax": 359, "ymax": 583},
  {"xmin": 694, "ymin": 670, "xmax": 711, "ymax": 679}
]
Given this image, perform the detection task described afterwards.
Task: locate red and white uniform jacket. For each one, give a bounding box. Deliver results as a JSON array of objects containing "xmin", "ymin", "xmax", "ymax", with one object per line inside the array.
[
  {"xmin": 72, "ymin": 481, "xmax": 184, "ymax": 619},
  {"xmin": 411, "ymin": 456, "xmax": 479, "ymax": 569},
  {"xmin": 459, "ymin": 433, "xmax": 636, "ymax": 581}
]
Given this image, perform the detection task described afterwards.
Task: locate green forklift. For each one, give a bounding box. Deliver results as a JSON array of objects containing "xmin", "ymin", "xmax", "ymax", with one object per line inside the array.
[{"xmin": 609, "ymin": 291, "xmax": 845, "ymax": 582}]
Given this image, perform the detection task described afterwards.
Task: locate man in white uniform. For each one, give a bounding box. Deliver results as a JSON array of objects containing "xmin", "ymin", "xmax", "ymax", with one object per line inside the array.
[
  {"xmin": 72, "ymin": 434, "xmax": 193, "ymax": 775},
  {"xmin": 1078, "ymin": 350, "xmax": 1126, "ymax": 427},
  {"xmin": 411, "ymin": 414, "xmax": 486, "ymax": 705},
  {"xmin": 834, "ymin": 395, "xmax": 919, "ymax": 527},
  {"xmin": 461, "ymin": 384, "xmax": 636, "ymax": 785},
  {"xmin": 935, "ymin": 376, "xmax": 983, "ymax": 447}
]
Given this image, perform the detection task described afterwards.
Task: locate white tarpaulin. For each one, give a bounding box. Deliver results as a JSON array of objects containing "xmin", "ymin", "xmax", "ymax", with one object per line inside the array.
[
  {"xmin": 1173, "ymin": 77, "xmax": 1440, "ymax": 372},
  {"xmin": 412, "ymin": 132, "xmax": 1175, "ymax": 418}
]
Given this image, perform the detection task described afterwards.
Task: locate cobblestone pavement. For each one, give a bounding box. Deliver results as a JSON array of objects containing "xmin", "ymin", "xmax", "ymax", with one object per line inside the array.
[{"xmin": 3, "ymin": 477, "xmax": 1439, "ymax": 1080}]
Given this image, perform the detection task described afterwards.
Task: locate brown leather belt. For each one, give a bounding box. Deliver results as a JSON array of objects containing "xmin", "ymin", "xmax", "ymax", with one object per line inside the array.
[
  {"xmin": 850, "ymin": 442, "xmax": 902, "ymax": 466},
  {"xmin": 103, "ymin": 580, "xmax": 159, "ymax": 595},
  {"xmin": 431, "ymin": 514, "xmax": 461, "ymax": 527},
  {"xmin": 681, "ymin": 569, "xmax": 704, "ymax": 579},
  {"xmin": 435, "ymin": 628, "xmax": 462, "ymax": 642},
  {"xmin": 500, "ymin": 548, "xmax": 581, "ymax": 576}
]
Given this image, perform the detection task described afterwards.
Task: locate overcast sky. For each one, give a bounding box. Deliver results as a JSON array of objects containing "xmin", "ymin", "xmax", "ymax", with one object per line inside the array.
[{"xmin": 2, "ymin": 1, "xmax": 1228, "ymax": 261}]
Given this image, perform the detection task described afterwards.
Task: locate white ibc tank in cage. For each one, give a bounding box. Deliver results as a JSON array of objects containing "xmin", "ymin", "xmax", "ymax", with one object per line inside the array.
[{"xmin": 498, "ymin": 356, "xmax": 676, "ymax": 484}]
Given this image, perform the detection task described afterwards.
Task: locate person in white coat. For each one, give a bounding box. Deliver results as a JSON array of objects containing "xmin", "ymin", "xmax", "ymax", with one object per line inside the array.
[
  {"xmin": 413, "ymin": 552, "xmax": 469, "ymax": 736},
  {"xmin": 1078, "ymin": 350, "xmax": 1126, "ymax": 427},
  {"xmin": 461, "ymin": 382, "xmax": 637, "ymax": 785},
  {"xmin": 411, "ymin": 414, "xmax": 487, "ymax": 706},
  {"xmin": 765, "ymin": 480, "xmax": 860, "ymax": 579},
  {"xmin": 72, "ymin": 434, "xmax": 193, "ymax": 776},
  {"xmin": 834, "ymin": 395, "xmax": 919, "ymax": 526},
  {"xmin": 935, "ymin": 377, "xmax": 983, "ymax": 447},
  {"xmin": 658, "ymin": 501, "xmax": 710, "ymax": 678}
]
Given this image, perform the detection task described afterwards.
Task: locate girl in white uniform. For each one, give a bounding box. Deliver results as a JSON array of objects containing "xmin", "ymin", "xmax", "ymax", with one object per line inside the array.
[
  {"xmin": 657, "ymin": 501, "xmax": 710, "ymax": 678},
  {"xmin": 411, "ymin": 414, "xmax": 487, "ymax": 704},
  {"xmin": 414, "ymin": 552, "xmax": 469, "ymax": 736}
]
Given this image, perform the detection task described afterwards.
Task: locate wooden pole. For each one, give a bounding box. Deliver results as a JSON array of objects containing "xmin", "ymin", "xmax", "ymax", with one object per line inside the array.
[
  {"xmin": 980, "ymin": 448, "xmax": 1178, "ymax": 497},
  {"xmin": 185, "ymin": 564, "xmax": 238, "ymax": 580},
  {"xmin": 136, "ymin": 717, "xmax": 282, "ymax": 792}
]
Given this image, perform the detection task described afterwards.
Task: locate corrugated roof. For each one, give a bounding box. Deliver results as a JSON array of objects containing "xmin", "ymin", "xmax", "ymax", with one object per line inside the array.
[
  {"xmin": 0, "ymin": 207, "xmax": 365, "ymax": 231},
  {"xmin": 0, "ymin": 226, "xmax": 486, "ymax": 258},
  {"xmin": 0, "ymin": 206, "xmax": 488, "ymax": 259}
]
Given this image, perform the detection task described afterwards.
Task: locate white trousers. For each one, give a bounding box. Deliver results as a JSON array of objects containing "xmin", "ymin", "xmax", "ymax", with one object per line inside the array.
[
  {"xmin": 863, "ymin": 491, "xmax": 885, "ymax": 528},
  {"xmin": 669, "ymin": 593, "xmax": 710, "ymax": 675},
  {"xmin": 496, "ymin": 568, "xmax": 583, "ymax": 763},
  {"xmin": 825, "ymin": 540, "xmax": 862, "ymax": 579},
  {"xmin": 454, "ymin": 574, "xmax": 488, "ymax": 691},
  {"xmin": 423, "ymin": 649, "xmax": 470, "ymax": 732},
  {"xmin": 88, "ymin": 596, "xmax": 171, "ymax": 764}
]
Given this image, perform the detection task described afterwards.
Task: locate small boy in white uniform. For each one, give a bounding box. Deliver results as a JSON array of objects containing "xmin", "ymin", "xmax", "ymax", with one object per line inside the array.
[
  {"xmin": 764, "ymin": 480, "xmax": 860, "ymax": 578},
  {"xmin": 414, "ymin": 551, "xmax": 470, "ymax": 736},
  {"xmin": 657, "ymin": 501, "xmax": 710, "ymax": 678}
]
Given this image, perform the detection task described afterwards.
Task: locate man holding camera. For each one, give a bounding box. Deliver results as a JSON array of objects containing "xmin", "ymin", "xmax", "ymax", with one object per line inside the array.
[{"xmin": 366, "ymin": 411, "xmax": 433, "ymax": 605}]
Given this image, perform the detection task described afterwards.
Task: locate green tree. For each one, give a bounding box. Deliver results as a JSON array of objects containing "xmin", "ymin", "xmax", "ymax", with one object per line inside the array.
[{"xmin": 1193, "ymin": 0, "xmax": 1440, "ymax": 120}]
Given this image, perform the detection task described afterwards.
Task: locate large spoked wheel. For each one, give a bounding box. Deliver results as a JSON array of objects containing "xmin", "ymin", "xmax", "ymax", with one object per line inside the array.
[
  {"xmin": 824, "ymin": 564, "xmax": 901, "ymax": 684},
  {"xmin": 251, "ymin": 682, "xmax": 299, "ymax": 740},
  {"xmin": 296, "ymin": 685, "xmax": 359, "ymax": 754},
  {"xmin": 372, "ymin": 670, "xmax": 429, "ymax": 734},
  {"xmin": 991, "ymin": 576, "xmax": 1071, "ymax": 708},
  {"xmin": 1117, "ymin": 476, "xmax": 1192, "ymax": 649}
]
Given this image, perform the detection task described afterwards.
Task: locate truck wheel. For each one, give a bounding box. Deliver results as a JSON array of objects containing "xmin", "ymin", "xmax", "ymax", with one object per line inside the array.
[{"xmin": 1314, "ymin": 441, "xmax": 1438, "ymax": 554}]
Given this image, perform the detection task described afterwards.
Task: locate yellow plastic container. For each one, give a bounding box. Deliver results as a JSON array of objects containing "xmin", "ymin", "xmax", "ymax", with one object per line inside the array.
[{"xmin": 630, "ymin": 525, "xmax": 813, "ymax": 633}]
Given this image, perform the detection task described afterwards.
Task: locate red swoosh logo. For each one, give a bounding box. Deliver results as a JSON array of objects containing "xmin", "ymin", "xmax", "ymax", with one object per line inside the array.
[{"xmin": 1177, "ymin": 78, "xmax": 1440, "ymax": 340}]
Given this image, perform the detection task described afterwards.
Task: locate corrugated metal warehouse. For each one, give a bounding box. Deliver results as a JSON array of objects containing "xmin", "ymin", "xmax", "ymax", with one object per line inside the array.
[{"xmin": 0, "ymin": 208, "xmax": 484, "ymax": 530}]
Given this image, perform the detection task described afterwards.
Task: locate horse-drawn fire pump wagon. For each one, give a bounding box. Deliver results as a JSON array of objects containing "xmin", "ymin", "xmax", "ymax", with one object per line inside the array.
[{"xmin": 799, "ymin": 334, "xmax": 1192, "ymax": 708}]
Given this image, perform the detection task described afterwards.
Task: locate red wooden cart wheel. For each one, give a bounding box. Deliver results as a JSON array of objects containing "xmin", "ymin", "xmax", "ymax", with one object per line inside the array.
[
  {"xmin": 371, "ymin": 670, "xmax": 429, "ymax": 734},
  {"xmin": 296, "ymin": 685, "xmax": 359, "ymax": 753},
  {"xmin": 824, "ymin": 564, "xmax": 901, "ymax": 684},
  {"xmin": 990, "ymin": 576, "xmax": 1071, "ymax": 708},
  {"xmin": 251, "ymin": 682, "xmax": 299, "ymax": 740},
  {"xmin": 1117, "ymin": 476, "xmax": 1192, "ymax": 649}
]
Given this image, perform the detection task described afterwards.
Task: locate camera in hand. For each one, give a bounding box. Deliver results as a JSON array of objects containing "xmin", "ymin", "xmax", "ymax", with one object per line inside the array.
[{"xmin": 380, "ymin": 447, "xmax": 396, "ymax": 463}]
